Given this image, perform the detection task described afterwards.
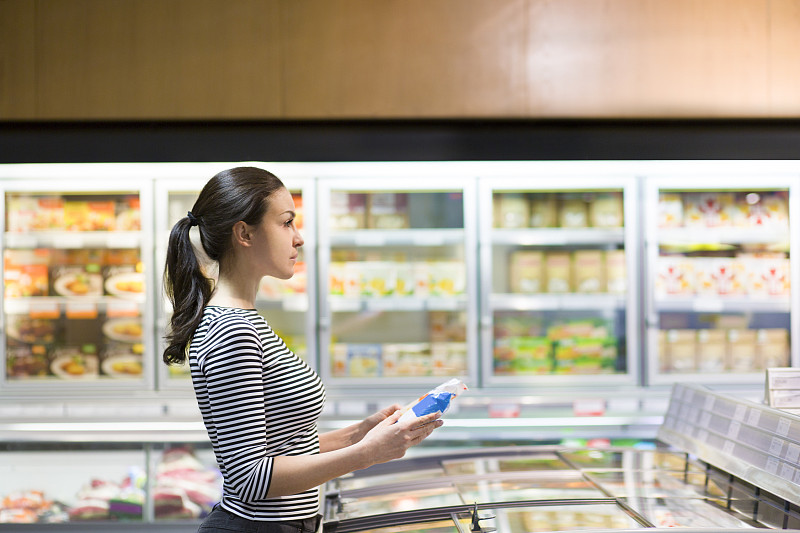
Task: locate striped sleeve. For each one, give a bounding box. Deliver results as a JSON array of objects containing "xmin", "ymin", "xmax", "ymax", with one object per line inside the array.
[{"xmin": 198, "ymin": 314, "xmax": 273, "ymax": 503}]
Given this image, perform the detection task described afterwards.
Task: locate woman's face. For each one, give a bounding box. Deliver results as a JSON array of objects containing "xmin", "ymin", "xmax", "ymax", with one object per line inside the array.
[{"xmin": 252, "ymin": 187, "xmax": 304, "ymax": 280}]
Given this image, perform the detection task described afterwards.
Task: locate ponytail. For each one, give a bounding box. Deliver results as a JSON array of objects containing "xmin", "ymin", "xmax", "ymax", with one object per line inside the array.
[
  {"xmin": 162, "ymin": 216, "xmax": 213, "ymax": 365},
  {"xmin": 161, "ymin": 166, "xmax": 285, "ymax": 366}
]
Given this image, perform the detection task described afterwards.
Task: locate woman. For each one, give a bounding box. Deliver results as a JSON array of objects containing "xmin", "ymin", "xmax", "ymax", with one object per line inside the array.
[{"xmin": 163, "ymin": 167, "xmax": 442, "ymax": 532}]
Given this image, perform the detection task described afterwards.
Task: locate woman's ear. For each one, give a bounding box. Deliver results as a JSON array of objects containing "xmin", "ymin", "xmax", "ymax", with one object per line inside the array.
[{"xmin": 232, "ymin": 221, "xmax": 252, "ymax": 247}]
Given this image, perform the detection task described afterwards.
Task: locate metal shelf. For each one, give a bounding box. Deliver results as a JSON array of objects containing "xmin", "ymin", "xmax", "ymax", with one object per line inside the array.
[
  {"xmin": 491, "ymin": 293, "xmax": 626, "ymax": 311},
  {"xmin": 330, "ymin": 228, "xmax": 464, "ymax": 247},
  {"xmin": 491, "ymin": 227, "xmax": 625, "ymax": 246}
]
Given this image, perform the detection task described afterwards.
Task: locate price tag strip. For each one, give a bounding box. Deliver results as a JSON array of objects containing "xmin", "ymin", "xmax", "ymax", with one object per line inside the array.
[{"xmin": 658, "ymin": 382, "xmax": 800, "ymax": 505}]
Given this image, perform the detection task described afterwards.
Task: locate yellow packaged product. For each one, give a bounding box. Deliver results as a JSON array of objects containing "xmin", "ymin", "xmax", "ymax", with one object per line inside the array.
[
  {"xmin": 494, "ymin": 192, "xmax": 529, "ymax": 228},
  {"xmin": 529, "ymin": 193, "xmax": 558, "ymax": 227},
  {"xmin": 665, "ymin": 329, "xmax": 696, "ymax": 372},
  {"xmin": 605, "ymin": 250, "xmax": 626, "ymax": 294},
  {"xmin": 696, "ymin": 329, "xmax": 727, "ymax": 372},
  {"xmin": 572, "ymin": 250, "xmax": 605, "ymax": 293},
  {"xmin": 658, "ymin": 193, "xmax": 683, "ymax": 228},
  {"xmin": 368, "ymin": 193, "xmax": 409, "ymax": 229},
  {"xmin": 329, "ymin": 192, "xmax": 367, "ymax": 230},
  {"xmin": 727, "ymin": 329, "xmax": 758, "ymax": 372},
  {"xmin": 509, "ymin": 250, "xmax": 544, "ymax": 293},
  {"xmin": 544, "ymin": 252, "xmax": 571, "ymax": 293},
  {"xmin": 558, "ymin": 194, "xmax": 588, "ymax": 228},
  {"xmin": 589, "ymin": 192, "xmax": 623, "ymax": 228}
]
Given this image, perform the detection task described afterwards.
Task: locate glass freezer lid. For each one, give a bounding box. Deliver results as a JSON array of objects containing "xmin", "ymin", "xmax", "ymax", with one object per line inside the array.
[
  {"xmin": 455, "ymin": 475, "xmax": 605, "ymax": 503},
  {"xmin": 559, "ymin": 448, "xmax": 701, "ymax": 472},
  {"xmin": 442, "ymin": 453, "xmax": 572, "ymax": 476},
  {"xmin": 333, "ymin": 467, "xmax": 446, "ymax": 492},
  {"xmin": 621, "ymin": 496, "xmax": 758, "ymax": 529},
  {"xmin": 475, "ymin": 502, "xmax": 645, "ymax": 532},
  {"xmin": 336, "ymin": 485, "xmax": 464, "ymax": 520},
  {"xmin": 583, "ymin": 470, "xmax": 728, "ymax": 499}
]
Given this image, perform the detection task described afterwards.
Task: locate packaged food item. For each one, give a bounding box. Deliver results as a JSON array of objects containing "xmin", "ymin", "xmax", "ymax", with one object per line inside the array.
[
  {"xmin": 655, "ymin": 256, "xmax": 694, "ymax": 296},
  {"xmin": 658, "ymin": 193, "xmax": 683, "ymax": 228},
  {"xmin": 544, "ymin": 252, "xmax": 571, "ymax": 293},
  {"xmin": 508, "ymin": 336, "xmax": 551, "ymax": 374},
  {"xmin": 696, "ymin": 329, "xmax": 727, "ymax": 372},
  {"xmin": 347, "ymin": 344, "xmax": 381, "ymax": 377},
  {"xmin": 64, "ymin": 200, "xmax": 116, "ymax": 231},
  {"xmin": 509, "ymin": 250, "xmax": 544, "ymax": 293},
  {"xmin": 558, "ymin": 194, "xmax": 588, "ymax": 228},
  {"xmin": 605, "ymin": 250, "xmax": 626, "ymax": 294},
  {"xmin": 757, "ymin": 329, "xmax": 790, "ymax": 368},
  {"xmin": 529, "ymin": 193, "xmax": 558, "ymax": 227},
  {"xmin": 291, "ymin": 193, "xmax": 303, "ymax": 230},
  {"xmin": 360, "ymin": 261, "xmax": 396, "ymax": 297},
  {"xmin": 115, "ymin": 195, "xmax": 141, "ymax": 231},
  {"xmin": 746, "ymin": 191, "xmax": 790, "ymax": 228},
  {"xmin": 665, "ymin": 329, "xmax": 696, "ymax": 372},
  {"xmin": 394, "ymin": 262, "xmax": 416, "ymax": 296},
  {"xmin": 589, "ymin": 192, "xmax": 624, "ymax": 228},
  {"xmin": 398, "ymin": 378, "xmax": 467, "ymax": 423},
  {"xmin": 331, "ymin": 343, "xmax": 348, "ymax": 377},
  {"xmin": 428, "ymin": 261, "xmax": 466, "ymax": 296},
  {"xmin": 572, "ymin": 250, "xmax": 605, "ymax": 293},
  {"xmin": 695, "ymin": 258, "xmax": 745, "ymax": 297},
  {"xmin": 683, "ymin": 192, "xmax": 734, "ymax": 227},
  {"xmin": 742, "ymin": 255, "xmax": 790, "ymax": 297},
  {"xmin": 494, "ymin": 193, "xmax": 529, "ymax": 228},
  {"xmin": 430, "ymin": 342, "xmax": 467, "ymax": 376},
  {"xmin": 330, "ymin": 192, "xmax": 367, "ymax": 230},
  {"xmin": 727, "ymin": 329, "xmax": 758, "ymax": 372},
  {"xmin": 368, "ymin": 192, "xmax": 409, "ymax": 229}
]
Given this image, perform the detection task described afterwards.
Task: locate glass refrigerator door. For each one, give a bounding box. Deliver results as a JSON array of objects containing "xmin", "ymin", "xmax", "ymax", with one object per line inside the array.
[
  {"xmin": 645, "ymin": 176, "xmax": 798, "ymax": 385},
  {"xmin": 155, "ymin": 175, "xmax": 317, "ymax": 388},
  {"xmin": 1, "ymin": 172, "xmax": 153, "ymax": 390},
  {"xmin": 479, "ymin": 176, "xmax": 639, "ymax": 387},
  {"xmin": 317, "ymin": 175, "xmax": 477, "ymax": 388}
]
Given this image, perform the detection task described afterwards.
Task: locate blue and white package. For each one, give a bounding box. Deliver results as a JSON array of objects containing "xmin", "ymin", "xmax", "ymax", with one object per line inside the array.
[{"xmin": 398, "ymin": 378, "xmax": 467, "ymax": 423}]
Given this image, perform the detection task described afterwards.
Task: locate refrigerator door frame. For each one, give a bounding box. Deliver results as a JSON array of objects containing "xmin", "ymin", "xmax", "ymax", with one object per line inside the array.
[
  {"xmin": 643, "ymin": 173, "xmax": 798, "ymax": 387},
  {"xmin": 477, "ymin": 173, "xmax": 641, "ymax": 388},
  {"xmin": 0, "ymin": 165, "xmax": 156, "ymax": 393},
  {"xmin": 315, "ymin": 167, "xmax": 479, "ymax": 390},
  {"xmin": 153, "ymin": 166, "xmax": 319, "ymax": 391}
]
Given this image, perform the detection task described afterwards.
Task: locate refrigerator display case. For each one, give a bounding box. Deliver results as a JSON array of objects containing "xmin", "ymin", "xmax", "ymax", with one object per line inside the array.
[
  {"xmin": 1, "ymin": 173, "xmax": 154, "ymax": 391},
  {"xmin": 644, "ymin": 176, "xmax": 799, "ymax": 385},
  {"xmin": 323, "ymin": 381, "xmax": 800, "ymax": 532},
  {"xmin": 154, "ymin": 173, "xmax": 317, "ymax": 387},
  {"xmin": 478, "ymin": 175, "xmax": 639, "ymax": 387},
  {"xmin": 323, "ymin": 445, "xmax": 769, "ymax": 532},
  {"xmin": 317, "ymin": 175, "xmax": 478, "ymax": 387}
]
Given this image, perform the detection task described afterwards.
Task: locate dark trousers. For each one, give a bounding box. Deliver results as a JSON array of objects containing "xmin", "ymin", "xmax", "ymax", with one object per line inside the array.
[{"xmin": 198, "ymin": 505, "xmax": 322, "ymax": 533}]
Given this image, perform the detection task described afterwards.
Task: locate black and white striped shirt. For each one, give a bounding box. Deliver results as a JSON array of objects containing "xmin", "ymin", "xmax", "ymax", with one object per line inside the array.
[{"xmin": 190, "ymin": 306, "xmax": 325, "ymax": 521}]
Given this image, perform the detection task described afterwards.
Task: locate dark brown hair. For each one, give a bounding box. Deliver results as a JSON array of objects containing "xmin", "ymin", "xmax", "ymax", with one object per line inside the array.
[{"xmin": 162, "ymin": 166, "xmax": 285, "ymax": 365}]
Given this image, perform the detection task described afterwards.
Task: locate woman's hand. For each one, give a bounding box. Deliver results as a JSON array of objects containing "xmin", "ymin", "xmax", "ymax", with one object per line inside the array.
[
  {"xmin": 353, "ymin": 404, "xmax": 403, "ymax": 444},
  {"xmin": 356, "ymin": 410, "xmax": 443, "ymax": 465}
]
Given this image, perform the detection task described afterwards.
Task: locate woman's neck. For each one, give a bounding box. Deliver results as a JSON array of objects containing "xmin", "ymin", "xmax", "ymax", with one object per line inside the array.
[{"xmin": 208, "ymin": 275, "xmax": 259, "ymax": 309}]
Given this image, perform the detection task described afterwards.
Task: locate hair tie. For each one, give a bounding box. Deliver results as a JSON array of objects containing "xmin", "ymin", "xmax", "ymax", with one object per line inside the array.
[{"xmin": 187, "ymin": 211, "xmax": 199, "ymax": 227}]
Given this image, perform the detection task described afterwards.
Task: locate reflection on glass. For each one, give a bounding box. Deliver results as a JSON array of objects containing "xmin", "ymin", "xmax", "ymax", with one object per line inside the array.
[
  {"xmin": 484, "ymin": 503, "xmax": 643, "ymax": 531},
  {"xmin": 456, "ymin": 476, "xmax": 604, "ymax": 503},
  {"xmin": 354, "ymin": 520, "xmax": 464, "ymax": 533},
  {"xmin": 559, "ymin": 449, "xmax": 700, "ymax": 472},
  {"xmin": 442, "ymin": 454, "xmax": 570, "ymax": 476},
  {"xmin": 584, "ymin": 471, "xmax": 726, "ymax": 499},
  {"xmin": 335, "ymin": 467, "xmax": 446, "ymax": 492},
  {"xmin": 623, "ymin": 497, "xmax": 756, "ymax": 529},
  {"xmin": 338, "ymin": 486, "xmax": 463, "ymax": 519}
]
